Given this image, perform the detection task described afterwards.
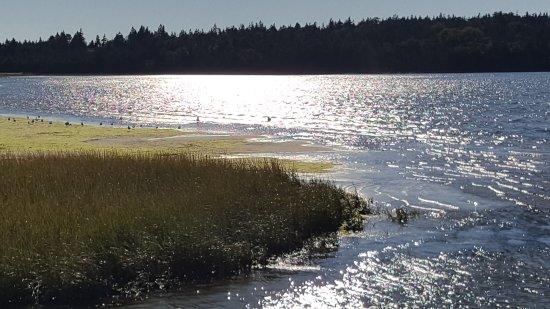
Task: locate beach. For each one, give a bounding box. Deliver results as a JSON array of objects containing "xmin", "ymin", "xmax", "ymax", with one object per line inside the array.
[{"xmin": 0, "ymin": 116, "xmax": 333, "ymax": 173}]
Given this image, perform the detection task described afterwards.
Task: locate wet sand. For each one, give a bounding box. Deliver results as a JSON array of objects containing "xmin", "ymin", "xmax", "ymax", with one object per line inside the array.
[
  {"xmin": 0, "ymin": 116, "xmax": 334, "ymax": 172},
  {"xmin": 86, "ymin": 133, "xmax": 328, "ymax": 154}
]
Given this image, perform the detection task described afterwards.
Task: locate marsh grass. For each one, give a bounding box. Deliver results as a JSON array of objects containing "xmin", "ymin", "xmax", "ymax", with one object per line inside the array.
[
  {"xmin": 0, "ymin": 152, "xmax": 367, "ymax": 306},
  {"xmin": 387, "ymin": 208, "xmax": 420, "ymax": 225}
]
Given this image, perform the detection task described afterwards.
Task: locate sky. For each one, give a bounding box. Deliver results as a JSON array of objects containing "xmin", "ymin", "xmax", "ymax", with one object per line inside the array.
[{"xmin": 1, "ymin": 0, "xmax": 549, "ymax": 41}]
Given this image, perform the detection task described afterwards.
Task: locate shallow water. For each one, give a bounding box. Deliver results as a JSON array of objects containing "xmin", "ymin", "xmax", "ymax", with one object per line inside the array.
[{"xmin": 1, "ymin": 73, "xmax": 548, "ymax": 307}]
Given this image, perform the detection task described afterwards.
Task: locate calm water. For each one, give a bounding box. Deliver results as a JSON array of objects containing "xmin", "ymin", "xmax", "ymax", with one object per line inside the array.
[{"xmin": 1, "ymin": 73, "xmax": 549, "ymax": 307}]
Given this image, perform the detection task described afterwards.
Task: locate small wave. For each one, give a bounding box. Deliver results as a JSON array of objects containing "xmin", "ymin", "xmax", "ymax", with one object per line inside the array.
[
  {"xmin": 496, "ymin": 181, "xmax": 538, "ymax": 197},
  {"xmin": 387, "ymin": 195, "xmax": 446, "ymax": 213},
  {"xmin": 408, "ymin": 204, "xmax": 447, "ymax": 213},
  {"xmin": 487, "ymin": 185, "xmax": 506, "ymax": 196},
  {"xmin": 265, "ymin": 264, "xmax": 321, "ymax": 272},
  {"xmin": 418, "ymin": 197, "xmax": 459, "ymax": 210}
]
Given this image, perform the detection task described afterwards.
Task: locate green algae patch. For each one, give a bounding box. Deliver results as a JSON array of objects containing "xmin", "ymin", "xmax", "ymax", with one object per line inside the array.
[
  {"xmin": 0, "ymin": 117, "xmax": 180, "ymax": 153},
  {"xmin": 0, "ymin": 118, "xmax": 266, "ymax": 156},
  {"xmin": 0, "ymin": 117, "xmax": 334, "ymax": 173}
]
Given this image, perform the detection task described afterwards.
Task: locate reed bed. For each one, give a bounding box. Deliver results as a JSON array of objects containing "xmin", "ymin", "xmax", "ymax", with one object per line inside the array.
[{"xmin": 0, "ymin": 152, "xmax": 367, "ymax": 306}]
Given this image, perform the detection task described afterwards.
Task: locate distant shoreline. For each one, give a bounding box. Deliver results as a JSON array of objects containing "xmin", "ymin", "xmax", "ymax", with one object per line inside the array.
[
  {"xmin": 0, "ymin": 72, "xmax": 25, "ymax": 77},
  {"xmin": 2, "ymin": 13, "xmax": 549, "ymax": 74},
  {"xmin": 1, "ymin": 70, "xmax": 549, "ymax": 77}
]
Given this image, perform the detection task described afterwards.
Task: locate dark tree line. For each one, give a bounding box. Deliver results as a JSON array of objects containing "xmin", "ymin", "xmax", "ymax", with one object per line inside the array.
[{"xmin": 1, "ymin": 12, "xmax": 549, "ymax": 74}]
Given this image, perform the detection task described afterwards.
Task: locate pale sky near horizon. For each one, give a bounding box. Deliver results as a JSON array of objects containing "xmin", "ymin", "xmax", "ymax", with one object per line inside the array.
[{"xmin": 1, "ymin": 0, "xmax": 549, "ymax": 41}]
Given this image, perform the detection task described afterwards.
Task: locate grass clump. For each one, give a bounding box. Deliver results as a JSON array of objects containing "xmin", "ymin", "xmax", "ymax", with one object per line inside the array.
[
  {"xmin": 387, "ymin": 208, "xmax": 420, "ymax": 225},
  {"xmin": 0, "ymin": 152, "xmax": 366, "ymax": 306}
]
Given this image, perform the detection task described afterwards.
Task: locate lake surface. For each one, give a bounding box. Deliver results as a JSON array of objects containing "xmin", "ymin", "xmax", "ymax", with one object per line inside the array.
[{"xmin": 1, "ymin": 73, "xmax": 549, "ymax": 307}]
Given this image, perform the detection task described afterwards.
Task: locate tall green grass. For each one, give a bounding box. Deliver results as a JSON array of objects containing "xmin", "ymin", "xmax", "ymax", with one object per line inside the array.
[{"xmin": 0, "ymin": 152, "xmax": 368, "ymax": 306}]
